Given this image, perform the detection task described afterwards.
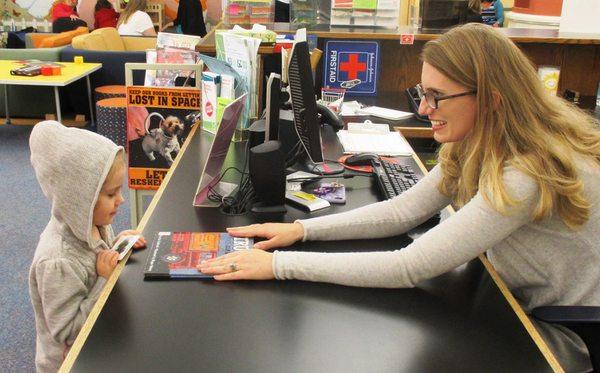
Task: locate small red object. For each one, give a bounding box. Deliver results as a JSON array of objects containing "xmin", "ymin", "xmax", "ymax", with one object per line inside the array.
[
  {"xmin": 400, "ymin": 34, "xmax": 415, "ymax": 45},
  {"xmin": 51, "ymin": 66, "xmax": 61, "ymax": 75},
  {"xmin": 41, "ymin": 65, "xmax": 53, "ymax": 76}
]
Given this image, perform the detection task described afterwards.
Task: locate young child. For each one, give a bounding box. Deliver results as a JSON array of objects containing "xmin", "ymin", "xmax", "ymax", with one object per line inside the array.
[
  {"xmin": 481, "ymin": 0, "xmax": 504, "ymax": 27},
  {"xmin": 94, "ymin": 0, "xmax": 118, "ymax": 30},
  {"xmin": 29, "ymin": 121, "xmax": 146, "ymax": 373},
  {"xmin": 51, "ymin": 0, "xmax": 88, "ymax": 33}
]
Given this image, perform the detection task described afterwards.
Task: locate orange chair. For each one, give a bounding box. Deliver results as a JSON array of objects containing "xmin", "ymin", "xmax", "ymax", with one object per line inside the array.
[{"xmin": 29, "ymin": 27, "xmax": 89, "ymax": 48}]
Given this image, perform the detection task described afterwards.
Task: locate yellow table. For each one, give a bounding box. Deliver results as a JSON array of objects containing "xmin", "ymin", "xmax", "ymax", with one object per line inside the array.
[{"xmin": 0, "ymin": 60, "xmax": 102, "ymax": 125}]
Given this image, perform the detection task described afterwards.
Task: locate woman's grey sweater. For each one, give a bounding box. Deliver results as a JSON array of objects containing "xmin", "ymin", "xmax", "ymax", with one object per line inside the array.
[{"xmin": 273, "ymin": 162, "xmax": 599, "ymax": 372}]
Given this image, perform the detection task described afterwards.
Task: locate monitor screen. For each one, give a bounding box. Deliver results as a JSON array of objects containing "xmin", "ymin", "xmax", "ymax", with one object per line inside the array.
[{"xmin": 288, "ymin": 40, "xmax": 324, "ymax": 164}]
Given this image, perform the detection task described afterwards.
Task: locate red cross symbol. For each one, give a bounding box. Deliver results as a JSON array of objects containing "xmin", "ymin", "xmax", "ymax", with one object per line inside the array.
[{"xmin": 339, "ymin": 54, "xmax": 367, "ymax": 80}]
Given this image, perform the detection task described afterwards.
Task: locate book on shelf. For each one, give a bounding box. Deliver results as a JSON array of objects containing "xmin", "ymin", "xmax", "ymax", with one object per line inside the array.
[{"xmin": 144, "ymin": 232, "xmax": 253, "ymax": 279}]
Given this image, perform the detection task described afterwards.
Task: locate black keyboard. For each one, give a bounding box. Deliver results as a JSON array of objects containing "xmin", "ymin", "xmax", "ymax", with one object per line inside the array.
[{"xmin": 372, "ymin": 157, "xmax": 419, "ymax": 199}]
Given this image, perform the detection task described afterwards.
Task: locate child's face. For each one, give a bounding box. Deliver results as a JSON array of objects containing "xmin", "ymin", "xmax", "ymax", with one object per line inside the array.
[{"xmin": 93, "ymin": 158, "xmax": 125, "ymax": 227}]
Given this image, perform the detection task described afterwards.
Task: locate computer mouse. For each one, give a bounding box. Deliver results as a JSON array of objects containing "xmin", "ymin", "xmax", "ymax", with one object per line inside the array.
[{"xmin": 345, "ymin": 153, "xmax": 380, "ymax": 166}]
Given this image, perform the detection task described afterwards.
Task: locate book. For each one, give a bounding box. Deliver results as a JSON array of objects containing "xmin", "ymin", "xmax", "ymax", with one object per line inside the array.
[
  {"xmin": 154, "ymin": 46, "xmax": 199, "ymax": 87},
  {"xmin": 144, "ymin": 232, "xmax": 253, "ymax": 278},
  {"xmin": 126, "ymin": 86, "xmax": 201, "ymax": 190}
]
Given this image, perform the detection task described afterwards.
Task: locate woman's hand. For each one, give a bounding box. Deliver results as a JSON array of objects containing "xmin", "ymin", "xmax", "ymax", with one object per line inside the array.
[
  {"xmin": 115, "ymin": 230, "xmax": 147, "ymax": 250},
  {"xmin": 197, "ymin": 249, "xmax": 274, "ymax": 281},
  {"xmin": 96, "ymin": 250, "xmax": 118, "ymax": 279},
  {"xmin": 69, "ymin": 14, "xmax": 80, "ymax": 20},
  {"xmin": 227, "ymin": 222, "xmax": 304, "ymax": 251}
]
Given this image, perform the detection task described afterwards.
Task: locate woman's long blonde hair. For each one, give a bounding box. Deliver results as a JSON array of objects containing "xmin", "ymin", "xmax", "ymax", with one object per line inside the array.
[
  {"xmin": 117, "ymin": 0, "xmax": 147, "ymax": 26},
  {"xmin": 422, "ymin": 23, "xmax": 600, "ymax": 229}
]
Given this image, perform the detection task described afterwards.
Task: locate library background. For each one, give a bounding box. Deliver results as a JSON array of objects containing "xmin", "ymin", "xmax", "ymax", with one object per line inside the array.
[{"xmin": 1, "ymin": 0, "xmax": 599, "ymax": 372}]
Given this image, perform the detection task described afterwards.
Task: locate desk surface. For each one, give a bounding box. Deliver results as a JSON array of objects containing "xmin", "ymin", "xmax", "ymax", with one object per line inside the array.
[
  {"xmin": 0, "ymin": 61, "xmax": 101, "ymax": 86},
  {"xmin": 66, "ymin": 125, "xmax": 551, "ymax": 372}
]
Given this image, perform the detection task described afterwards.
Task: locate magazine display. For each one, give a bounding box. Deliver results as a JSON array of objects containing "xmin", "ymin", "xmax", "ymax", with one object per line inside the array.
[
  {"xmin": 144, "ymin": 232, "xmax": 253, "ymax": 278},
  {"xmin": 145, "ymin": 32, "xmax": 202, "ymax": 87},
  {"xmin": 127, "ymin": 86, "xmax": 201, "ymax": 190}
]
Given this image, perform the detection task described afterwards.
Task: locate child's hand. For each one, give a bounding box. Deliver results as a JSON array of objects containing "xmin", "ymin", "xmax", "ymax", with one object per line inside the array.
[
  {"xmin": 96, "ymin": 250, "xmax": 119, "ymax": 279},
  {"xmin": 115, "ymin": 230, "xmax": 147, "ymax": 250}
]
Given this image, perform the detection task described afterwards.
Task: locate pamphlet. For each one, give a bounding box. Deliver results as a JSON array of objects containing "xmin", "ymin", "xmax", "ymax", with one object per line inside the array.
[{"xmin": 144, "ymin": 232, "xmax": 253, "ymax": 278}]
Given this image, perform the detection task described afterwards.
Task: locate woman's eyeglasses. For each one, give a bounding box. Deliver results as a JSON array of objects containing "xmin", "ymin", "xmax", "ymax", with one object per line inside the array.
[{"xmin": 415, "ymin": 83, "xmax": 476, "ymax": 109}]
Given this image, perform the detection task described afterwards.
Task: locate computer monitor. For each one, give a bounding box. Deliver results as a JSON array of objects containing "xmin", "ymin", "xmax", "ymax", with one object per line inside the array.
[
  {"xmin": 265, "ymin": 73, "xmax": 281, "ymax": 142},
  {"xmin": 287, "ymin": 41, "xmax": 344, "ymax": 175}
]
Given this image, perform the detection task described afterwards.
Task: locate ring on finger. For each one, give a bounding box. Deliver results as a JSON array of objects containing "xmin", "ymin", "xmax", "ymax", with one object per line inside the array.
[{"xmin": 229, "ymin": 262, "xmax": 238, "ymax": 272}]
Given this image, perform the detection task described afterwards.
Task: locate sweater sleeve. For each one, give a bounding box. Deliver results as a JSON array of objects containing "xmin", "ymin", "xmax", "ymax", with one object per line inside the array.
[
  {"xmin": 274, "ymin": 166, "xmax": 538, "ymax": 288},
  {"xmin": 52, "ymin": 4, "xmax": 75, "ymax": 20},
  {"xmin": 495, "ymin": 0, "xmax": 504, "ymax": 25},
  {"xmin": 35, "ymin": 258, "xmax": 107, "ymax": 345},
  {"xmin": 298, "ymin": 164, "xmax": 451, "ymax": 241}
]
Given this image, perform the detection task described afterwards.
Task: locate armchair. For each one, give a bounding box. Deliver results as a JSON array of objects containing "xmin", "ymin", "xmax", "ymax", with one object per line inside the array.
[{"xmin": 532, "ymin": 306, "xmax": 600, "ymax": 371}]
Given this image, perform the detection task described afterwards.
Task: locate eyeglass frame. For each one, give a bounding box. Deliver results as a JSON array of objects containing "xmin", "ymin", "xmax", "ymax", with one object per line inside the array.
[{"xmin": 415, "ymin": 83, "xmax": 477, "ymax": 110}]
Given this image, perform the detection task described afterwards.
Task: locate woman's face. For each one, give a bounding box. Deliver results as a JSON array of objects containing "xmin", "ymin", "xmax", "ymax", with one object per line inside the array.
[{"xmin": 418, "ymin": 62, "xmax": 477, "ymax": 143}]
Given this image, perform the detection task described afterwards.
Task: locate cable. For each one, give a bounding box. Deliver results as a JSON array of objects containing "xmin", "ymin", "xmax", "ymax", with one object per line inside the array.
[{"xmin": 206, "ymin": 138, "xmax": 259, "ymax": 215}]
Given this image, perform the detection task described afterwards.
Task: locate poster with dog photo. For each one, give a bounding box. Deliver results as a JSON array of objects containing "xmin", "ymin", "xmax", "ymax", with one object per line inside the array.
[{"xmin": 127, "ymin": 86, "xmax": 201, "ymax": 190}]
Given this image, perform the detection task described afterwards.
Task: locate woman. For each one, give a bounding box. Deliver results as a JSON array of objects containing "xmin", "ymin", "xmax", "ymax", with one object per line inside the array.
[
  {"xmin": 199, "ymin": 24, "xmax": 599, "ymax": 372},
  {"xmin": 174, "ymin": 0, "xmax": 207, "ymax": 37},
  {"xmin": 117, "ymin": 0, "xmax": 155, "ymax": 36}
]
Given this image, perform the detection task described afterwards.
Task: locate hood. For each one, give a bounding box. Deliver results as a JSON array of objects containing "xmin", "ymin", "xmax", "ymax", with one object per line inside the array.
[{"xmin": 30, "ymin": 121, "xmax": 123, "ymax": 248}]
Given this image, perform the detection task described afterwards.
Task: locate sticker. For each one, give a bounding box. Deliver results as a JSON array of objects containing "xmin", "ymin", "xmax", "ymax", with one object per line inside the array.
[
  {"xmin": 400, "ymin": 34, "xmax": 414, "ymax": 45},
  {"xmin": 292, "ymin": 191, "xmax": 317, "ymax": 201}
]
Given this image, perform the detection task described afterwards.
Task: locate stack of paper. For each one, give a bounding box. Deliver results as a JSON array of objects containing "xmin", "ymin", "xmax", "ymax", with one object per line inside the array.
[{"xmin": 337, "ymin": 121, "xmax": 413, "ymax": 156}]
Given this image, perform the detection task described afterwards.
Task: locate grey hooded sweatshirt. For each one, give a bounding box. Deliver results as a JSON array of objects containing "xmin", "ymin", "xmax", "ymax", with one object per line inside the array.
[{"xmin": 29, "ymin": 121, "xmax": 123, "ymax": 373}]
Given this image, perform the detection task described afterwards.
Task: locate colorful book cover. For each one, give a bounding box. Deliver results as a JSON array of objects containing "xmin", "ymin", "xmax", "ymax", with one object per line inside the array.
[
  {"xmin": 127, "ymin": 86, "xmax": 201, "ymax": 190},
  {"xmin": 154, "ymin": 46, "xmax": 199, "ymax": 87},
  {"xmin": 144, "ymin": 232, "xmax": 253, "ymax": 278}
]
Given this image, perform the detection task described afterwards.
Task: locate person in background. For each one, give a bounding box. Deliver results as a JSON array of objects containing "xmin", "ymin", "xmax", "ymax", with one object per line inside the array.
[
  {"xmin": 275, "ymin": 0, "xmax": 289, "ymax": 22},
  {"xmin": 51, "ymin": 0, "xmax": 88, "ymax": 33},
  {"xmin": 174, "ymin": 0, "xmax": 207, "ymax": 37},
  {"xmin": 29, "ymin": 121, "xmax": 146, "ymax": 373},
  {"xmin": 117, "ymin": 0, "xmax": 156, "ymax": 36},
  {"xmin": 466, "ymin": 0, "xmax": 483, "ymax": 23},
  {"xmin": 199, "ymin": 23, "xmax": 599, "ymax": 372},
  {"xmin": 481, "ymin": 0, "xmax": 504, "ymax": 27},
  {"xmin": 94, "ymin": 0, "xmax": 118, "ymax": 29}
]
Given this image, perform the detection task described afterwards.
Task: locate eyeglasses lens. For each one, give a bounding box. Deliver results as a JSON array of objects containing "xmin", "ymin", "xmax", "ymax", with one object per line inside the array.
[{"xmin": 415, "ymin": 84, "xmax": 437, "ymax": 109}]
